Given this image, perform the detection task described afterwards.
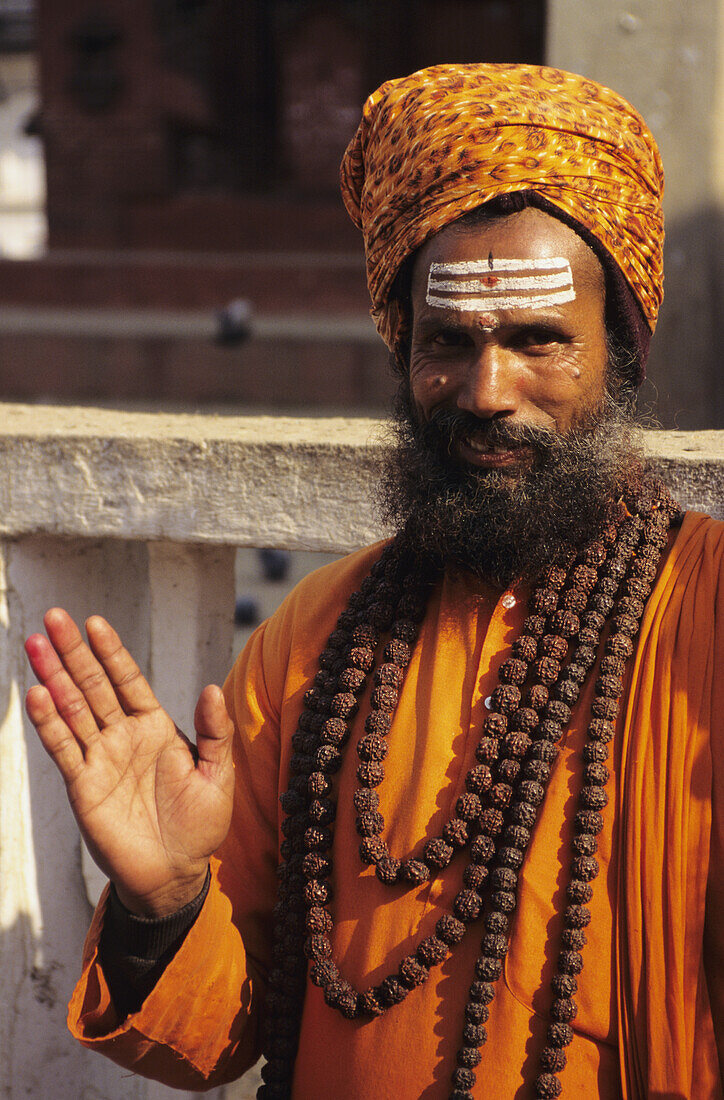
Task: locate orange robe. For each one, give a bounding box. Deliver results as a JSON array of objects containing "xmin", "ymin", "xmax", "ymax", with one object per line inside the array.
[{"xmin": 68, "ymin": 512, "xmax": 724, "ymax": 1098}]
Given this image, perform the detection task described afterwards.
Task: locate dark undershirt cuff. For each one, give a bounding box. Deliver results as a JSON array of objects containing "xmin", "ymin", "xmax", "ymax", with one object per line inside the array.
[{"xmin": 98, "ymin": 866, "xmax": 211, "ymax": 1020}]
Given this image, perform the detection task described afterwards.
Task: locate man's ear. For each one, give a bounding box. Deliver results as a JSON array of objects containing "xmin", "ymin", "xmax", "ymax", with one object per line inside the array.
[{"xmin": 386, "ymin": 297, "xmax": 412, "ymax": 376}]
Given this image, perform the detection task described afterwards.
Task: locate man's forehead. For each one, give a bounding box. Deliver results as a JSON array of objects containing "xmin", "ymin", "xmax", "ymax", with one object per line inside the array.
[
  {"xmin": 410, "ymin": 208, "xmax": 605, "ymax": 300},
  {"xmin": 425, "ymin": 256, "xmax": 577, "ymax": 315}
]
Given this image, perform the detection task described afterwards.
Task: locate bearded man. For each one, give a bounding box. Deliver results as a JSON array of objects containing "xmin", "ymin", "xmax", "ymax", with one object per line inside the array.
[{"xmin": 24, "ymin": 65, "xmax": 724, "ymax": 1099}]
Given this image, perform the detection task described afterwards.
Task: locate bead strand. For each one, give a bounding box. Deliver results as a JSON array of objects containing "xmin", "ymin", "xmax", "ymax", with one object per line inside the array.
[
  {"xmin": 260, "ymin": 542, "xmax": 409, "ymax": 1096},
  {"xmin": 261, "ymin": 487, "xmax": 681, "ymax": 1100},
  {"xmin": 447, "ymin": 515, "xmax": 636, "ymax": 1098},
  {"xmin": 310, "ymin": 519, "xmax": 629, "ymax": 1027},
  {"xmin": 533, "ymin": 492, "xmax": 680, "ymax": 1098},
  {"xmin": 354, "ymin": 556, "xmax": 574, "ymax": 885}
]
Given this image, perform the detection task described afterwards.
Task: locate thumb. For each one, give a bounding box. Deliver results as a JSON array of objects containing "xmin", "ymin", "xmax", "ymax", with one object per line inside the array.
[{"xmin": 194, "ymin": 684, "xmax": 234, "ymax": 778}]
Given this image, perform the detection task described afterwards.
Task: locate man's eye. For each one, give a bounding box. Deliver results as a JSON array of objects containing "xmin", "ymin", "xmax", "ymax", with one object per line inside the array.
[
  {"xmin": 431, "ymin": 329, "xmax": 470, "ymax": 347},
  {"xmin": 516, "ymin": 328, "xmax": 563, "ymax": 350}
]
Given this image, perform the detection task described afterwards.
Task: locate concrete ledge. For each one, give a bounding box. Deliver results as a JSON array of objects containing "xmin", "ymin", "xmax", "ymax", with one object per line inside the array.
[
  {"xmin": 0, "ymin": 404, "xmax": 390, "ymax": 551},
  {"xmin": 0, "ymin": 404, "xmax": 721, "ymax": 552},
  {"xmin": 0, "ymin": 306, "xmax": 380, "ymax": 343},
  {"xmin": 639, "ymin": 430, "xmax": 724, "ymax": 520}
]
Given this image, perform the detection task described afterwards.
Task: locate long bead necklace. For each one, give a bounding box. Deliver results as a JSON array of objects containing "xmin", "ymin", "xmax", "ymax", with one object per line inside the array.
[
  {"xmin": 452, "ymin": 493, "xmax": 679, "ymax": 1100},
  {"xmin": 258, "ymin": 485, "xmax": 681, "ymax": 1100}
]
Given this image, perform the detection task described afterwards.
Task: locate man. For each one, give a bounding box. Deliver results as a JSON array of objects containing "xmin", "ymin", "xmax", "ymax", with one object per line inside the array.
[{"xmin": 24, "ymin": 64, "xmax": 723, "ymax": 1099}]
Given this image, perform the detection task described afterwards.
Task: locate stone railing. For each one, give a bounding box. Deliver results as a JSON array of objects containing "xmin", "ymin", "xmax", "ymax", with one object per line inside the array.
[{"xmin": 0, "ymin": 403, "xmax": 721, "ymax": 1100}]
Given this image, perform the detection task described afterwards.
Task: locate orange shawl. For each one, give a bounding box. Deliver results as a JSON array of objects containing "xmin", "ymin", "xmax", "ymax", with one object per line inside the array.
[{"xmin": 67, "ymin": 513, "xmax": 723, "ymax": 1097}]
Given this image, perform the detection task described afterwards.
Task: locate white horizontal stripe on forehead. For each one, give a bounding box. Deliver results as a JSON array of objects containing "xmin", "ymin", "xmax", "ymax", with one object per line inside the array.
[
  {"xmin": 425, "ymin": 288, "xmax": 577, "ymax": 312},
  {"xmin": 428, "ymin": 271, "xmax": 573, "ymax": 294},
  {"xmin": 425, "ymin": 256, "xmax": 575, "ymax": 313},
  {"xmin": 429, "ymin": 257, "xmax": 570, "ymax": 274}
]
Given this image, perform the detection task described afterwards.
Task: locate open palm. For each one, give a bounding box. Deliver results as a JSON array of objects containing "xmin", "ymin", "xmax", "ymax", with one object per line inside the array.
[{"xmin": 25, "ymin": 609, "xmax": 235, "ymax": 917}]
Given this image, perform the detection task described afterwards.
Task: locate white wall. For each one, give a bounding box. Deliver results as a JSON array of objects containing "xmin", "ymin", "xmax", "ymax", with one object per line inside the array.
[{"xmin": 547, "ymin": 0, "xmax": 724, "ymax": 428}]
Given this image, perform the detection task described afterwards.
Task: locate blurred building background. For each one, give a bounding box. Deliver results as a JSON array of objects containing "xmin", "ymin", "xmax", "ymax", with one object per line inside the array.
[
  {"xmin": 0, "ymin": 9, "xmax": 721, "ymax": 1099},
  {"xmin": 0, "ymin": 0, "xmax": 719, "ymax": 426},
  {"xmin": 0, "ymin": 5, "xmax": 44, "ymax": 261}
]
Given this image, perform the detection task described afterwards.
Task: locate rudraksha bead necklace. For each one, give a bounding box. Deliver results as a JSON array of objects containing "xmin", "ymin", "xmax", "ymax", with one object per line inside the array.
[
  {"xmin": 258, "ymin": 486, "xmax": 681, "ymax": 1100},
  {"xmin": 450, "ymin": 491, "xmax": 680, "ymax": 1100},
  {"xmin": 307, "ymin": 512, "xmax": 630, "ymax": 1022}
]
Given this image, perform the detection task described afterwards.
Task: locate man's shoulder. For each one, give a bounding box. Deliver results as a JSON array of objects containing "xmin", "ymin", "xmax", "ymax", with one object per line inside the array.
[
  {"xmin": 672, "ymin": 510, "xmax": 724, "ymax": 567},
  {"xmin": 287, "ymin": 539, "xmax": 391, "ymax": 609},
  {"xmin": 653, "ymin": 510, "xmax": 724, "ymax": 625},
  {"xmin": 262, "ymin": 539, "xmax": 391, "ymax": 644},
  {"xmin": 226, "ymin": 540, "xmax": 392, "ymax": 710}
]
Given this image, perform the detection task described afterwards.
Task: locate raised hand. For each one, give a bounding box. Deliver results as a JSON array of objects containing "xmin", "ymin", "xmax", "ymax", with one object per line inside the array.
[{"xmin": 25, "ymin": 609, "xmax": 235, "ymax": 917}]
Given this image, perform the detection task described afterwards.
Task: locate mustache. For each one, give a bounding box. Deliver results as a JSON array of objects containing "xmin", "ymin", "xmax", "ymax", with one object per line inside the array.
[
  {"xmin": 422, "ymin": 407, "xmax": 560, "ymax": 458},
  {"xmin": 379, "ymin": 378, "xmax": 648, "ymax": 586}
]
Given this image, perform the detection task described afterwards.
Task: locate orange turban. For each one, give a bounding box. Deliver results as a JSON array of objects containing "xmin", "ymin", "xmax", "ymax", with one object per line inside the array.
[{"xmin": 340, "ymin": 63, "xmax": 664, "ymax": 359}]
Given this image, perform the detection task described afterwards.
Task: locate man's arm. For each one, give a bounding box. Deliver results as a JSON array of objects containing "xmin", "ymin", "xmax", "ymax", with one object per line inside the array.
[
  {"xmin": 29, "ymin": 606, "xmax": 286, "ymax": 1087},
  {"xmin": 99, "ymin": 870, "xmax": 210, "ymax": 1020},
  {"xmin": 26, "ymin": 552, "xmax": 370, "ymax": 1086},
  {"xmin": 24, "ymin": 609, "xmax": 267, "ymax": 1086}
]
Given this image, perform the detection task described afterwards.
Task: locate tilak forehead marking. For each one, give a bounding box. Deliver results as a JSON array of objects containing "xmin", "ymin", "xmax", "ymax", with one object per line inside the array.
[{"xmin": 425, "ymin": 257, "xmax": 576, "ymax": 312}]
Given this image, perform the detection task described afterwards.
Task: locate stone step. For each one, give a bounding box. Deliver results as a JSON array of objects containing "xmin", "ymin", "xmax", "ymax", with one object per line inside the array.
[
  {"xmin": 0, "ymin": 304, "xmax": 393, "ymax": 408},
  {"xmin": 0, "ymin": 249, "xmax": 370, "ymax": 311}
]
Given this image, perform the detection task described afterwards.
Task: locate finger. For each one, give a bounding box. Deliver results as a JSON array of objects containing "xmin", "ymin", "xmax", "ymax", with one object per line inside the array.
[
  {"xmin": 42, "ymin": 609, "xmax": 126, "ymax": 727},
  {"xmin": 25, "ymin": 683, "xmax": 85, "ymax": 780},
  {"xmin": 194, "ymin": 685, "xmax": 235, "ymax": 779},
  {"xmin": 25, "ymin": 626, "xmax": 75, "ymax": 684},
  {"xmin": 83, "ymin": 615, "xmax": 160, "ymax": 716},
  {"xmin": 25, "ymin": 630, "xmax": 101, "ymax": 746}
]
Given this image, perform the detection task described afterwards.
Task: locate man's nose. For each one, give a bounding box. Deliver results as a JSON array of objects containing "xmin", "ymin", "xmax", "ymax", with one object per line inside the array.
[{"xmin": 456, "ymin": 345, "xmax": 520, "ymax": 419}]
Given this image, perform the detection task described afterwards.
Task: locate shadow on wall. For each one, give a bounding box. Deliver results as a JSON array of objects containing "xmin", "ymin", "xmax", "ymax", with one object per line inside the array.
[
  {"xmin": 641, "ymin": 205, "xmax": 724, "ymax": 430},
  {"xmin": 0, "ymin": 535, "xmax": 163, "ymax": 1099},
  {"xmin": 0, "ymin": 534, "xmax": 272, "ymax": 1099}
]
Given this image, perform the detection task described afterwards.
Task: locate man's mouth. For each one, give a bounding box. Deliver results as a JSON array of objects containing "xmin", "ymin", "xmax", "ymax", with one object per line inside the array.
[{"xmin": 456, "ymin": 433, "xmax": 534, "ymax": 468}]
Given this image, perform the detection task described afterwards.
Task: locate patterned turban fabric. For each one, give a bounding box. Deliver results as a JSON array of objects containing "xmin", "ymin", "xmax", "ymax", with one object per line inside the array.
[{"xmin": 340, "ymin": 63, "xmax": 664, "ymax": 366}]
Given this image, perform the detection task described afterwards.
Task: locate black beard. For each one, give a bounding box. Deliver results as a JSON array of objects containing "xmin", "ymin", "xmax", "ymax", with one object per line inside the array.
[{"xmin": 378, "ymin": 383, "xmax": 649, "ymax": 588}]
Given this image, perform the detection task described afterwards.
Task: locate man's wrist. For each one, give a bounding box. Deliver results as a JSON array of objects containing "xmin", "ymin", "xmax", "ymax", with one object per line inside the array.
[
  {"xmin": 113, "ymin": 867, "xmax": 211, "ymax": 920},
  {"xmin": 106, "ymin": 866, "xmax": 211, "ymax": 962},
  {"xmin": 100, "ymin": 867, "xmax": 211, "ymax": 1020}
]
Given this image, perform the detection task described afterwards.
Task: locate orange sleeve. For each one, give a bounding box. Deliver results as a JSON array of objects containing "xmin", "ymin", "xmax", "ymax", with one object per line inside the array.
[
  {"xmin": 65, "ymin": 544, "xmax": 382, "ymax": 1088},
  {"xmin": 66, "ymin": 618, "xmax": 283, "ymax": 1088}
]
